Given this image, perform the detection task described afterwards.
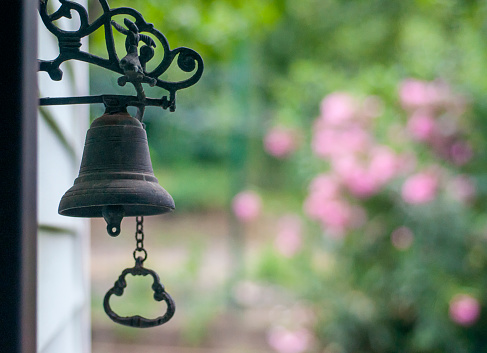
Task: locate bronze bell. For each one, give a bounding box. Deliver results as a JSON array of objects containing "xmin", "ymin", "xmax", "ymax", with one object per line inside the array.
[{"xmin": 59, "ymin": 111, "xmax": 175, "ymax": 236}]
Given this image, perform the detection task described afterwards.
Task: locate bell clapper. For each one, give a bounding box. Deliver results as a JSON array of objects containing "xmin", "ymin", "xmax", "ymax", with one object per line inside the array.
[{"xmin": 102, "ymin": 205, "xmax": 125, "ymax": 237}]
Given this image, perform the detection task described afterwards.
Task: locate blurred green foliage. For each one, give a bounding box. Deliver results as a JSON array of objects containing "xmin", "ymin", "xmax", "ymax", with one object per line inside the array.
[
  {"xmin": 88, "ymin": 0, "xmax": 487, "ymax": 352},
  {"xmin": 89, "ymin": 0, "xmax": 487, "ymax": 206}
]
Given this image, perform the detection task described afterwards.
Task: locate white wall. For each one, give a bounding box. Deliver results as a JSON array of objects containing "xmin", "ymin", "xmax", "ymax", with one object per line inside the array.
[{"xmin": 37, "ymin": 2, "xmax": 91, "ymax": 352}]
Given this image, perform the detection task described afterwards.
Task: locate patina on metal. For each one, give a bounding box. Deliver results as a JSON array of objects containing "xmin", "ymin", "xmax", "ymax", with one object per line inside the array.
[
  {"xmin": 41, "ymin": 0, "xmax": 205, "ymax": 235},
  {"xmin": 38, "ymin": 0, "xmax": 204, "ymax": 115},
  {"xmin": 58, "ymin": 110, "xmax": 175, "ymax": 236},
  {"xmin": 103, "ymin": 217, "xmax": 176, "ymax": 328},
  {"xmin": 38, "ymin": 0, "xmax": 202, "ymax": 328}
]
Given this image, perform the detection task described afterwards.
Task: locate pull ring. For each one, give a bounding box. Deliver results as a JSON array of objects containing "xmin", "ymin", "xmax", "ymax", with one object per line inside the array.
[{"xmin": 103, "ymin": 257, "xmax": 176, "ymax": 328}]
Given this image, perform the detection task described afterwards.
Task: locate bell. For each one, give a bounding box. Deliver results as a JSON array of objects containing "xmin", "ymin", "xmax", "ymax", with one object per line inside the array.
[{"xmin": 59, "ymin": 111, "xmax": 175, "ymax": 236}]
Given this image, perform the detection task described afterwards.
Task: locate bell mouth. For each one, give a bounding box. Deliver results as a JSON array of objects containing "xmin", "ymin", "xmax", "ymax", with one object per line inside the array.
[
  {"xmin": 58, "ymin": 178, "xmax": 175, "ymax": 218},
  {"xmin": 59, "ymin": 204, "xmax": 174, "ymax": 217}
]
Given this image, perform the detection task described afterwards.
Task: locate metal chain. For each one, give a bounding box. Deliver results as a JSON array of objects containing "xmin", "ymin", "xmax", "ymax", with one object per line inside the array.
[{"xmin": 133, "ymin": 216, "xmax": 147, "ymax": 262}]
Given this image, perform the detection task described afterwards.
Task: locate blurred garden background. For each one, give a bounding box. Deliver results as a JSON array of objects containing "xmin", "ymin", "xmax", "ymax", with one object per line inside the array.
[{"xmin": 87, "ymin": 0, "xmax": 487, "ymax": 352}]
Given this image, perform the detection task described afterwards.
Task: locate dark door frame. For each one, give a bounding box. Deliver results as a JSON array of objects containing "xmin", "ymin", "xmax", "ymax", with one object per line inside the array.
[{"xmin": 0, "ymin": 1, "xmax": 38, "ymax": 352}]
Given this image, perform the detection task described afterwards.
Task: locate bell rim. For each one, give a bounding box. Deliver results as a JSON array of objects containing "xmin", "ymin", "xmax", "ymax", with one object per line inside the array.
[
  {"xmin": 58, "ymin": 204, "xmax": 175, "ymax": 218},
  {"xmin": 58, "ymin": 179, "xmax": 175, "ymax": 218}
]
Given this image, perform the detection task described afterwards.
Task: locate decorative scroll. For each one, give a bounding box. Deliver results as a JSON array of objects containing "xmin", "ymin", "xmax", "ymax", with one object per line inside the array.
[{"xmin": 38, "ymin": 0, "xmax": 204, "ymax": 114}]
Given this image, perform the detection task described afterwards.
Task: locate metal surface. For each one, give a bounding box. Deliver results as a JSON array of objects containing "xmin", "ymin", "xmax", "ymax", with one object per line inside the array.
[
  {"xmin": 37, "ymin": 0, "xmax": 192, "ymax": 331},
  {"xmin": 103, "ymin": 219, "xmax": 175, "ymax": 328},
  {"xmin": 103, "ymin": 258, "xmax": 176, "ymax": 328},
  {"xmin": 38, "ymin": 0, "xmax": 204, "ymax": 116},
  {"xmin": 133, "ymin": 216, "xmax": 148, "ymax": 262},
  {"xmin": 39, "ymin": 94, "xmax": 172, "ymax": 110},
  {"xmin": 58, "ymin": 111, "xmax": 175, "ymax": 236}
]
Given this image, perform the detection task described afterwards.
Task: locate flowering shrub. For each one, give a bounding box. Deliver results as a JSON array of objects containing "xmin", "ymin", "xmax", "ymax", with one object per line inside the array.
[
  {"xmin": 305, "ymin": 92, "xmax": 404, "ymax": 237},
  {"xmin": 259, "ymin": 79, "xmax": 487, "ymax": 353}
]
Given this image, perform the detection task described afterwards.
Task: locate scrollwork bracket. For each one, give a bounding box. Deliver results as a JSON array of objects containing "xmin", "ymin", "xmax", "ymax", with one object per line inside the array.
[{"xmin": 38, "ymin": 0, "xmax": 204, "ymax": 119}]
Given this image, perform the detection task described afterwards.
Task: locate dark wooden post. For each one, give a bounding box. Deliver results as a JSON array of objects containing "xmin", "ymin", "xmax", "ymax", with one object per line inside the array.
[{"xmin": 0, "ymin": 1, "xmax": 38, "ymax": 352}]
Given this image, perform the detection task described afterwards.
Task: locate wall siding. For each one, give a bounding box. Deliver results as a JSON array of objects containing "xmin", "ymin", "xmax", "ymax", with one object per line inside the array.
[{"xmin": 37, "ymin": 2, "xmax": 91, "ymax": 352}]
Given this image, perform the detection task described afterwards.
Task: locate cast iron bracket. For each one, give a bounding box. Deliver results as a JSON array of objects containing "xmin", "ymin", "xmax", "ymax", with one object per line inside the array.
[{"xmin": 38, "ymin": 0, "xmax": 204, "ymax": 119}]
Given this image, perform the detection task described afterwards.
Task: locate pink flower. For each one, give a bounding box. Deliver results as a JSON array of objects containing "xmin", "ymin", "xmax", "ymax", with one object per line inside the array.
[
  {"xmin": 312, "ymin": 127, "xmax": 370, "ymax": 158},
  {"xmin": 312, "ymin": 129, "xmax": 342, "ymax": 158},
  {"xmin": 330, "ymin": 156, "xmax": 377, "ymax": 198},
  {"xmin": 365, "ymin": 146, "xmax": 400, "ymax": 186},
  {"xmin": 449, "ymin": 294, "xmax": 481, "ymax": 326},
  {"xmin": 407, "ymin": 110, "xmax": 437, "ymax": 141},
  {"xmin": 303, "ymin": 194, "xmax": 343, "ymax": 225},
  {"xmin": 304, "ymin": 173, "xmax": 367, "ymax": 237},
  {"xmin": 317, "ymin": 199, "xmax": 353, "ymax": 229},
  {"xmin": 275, "ymin": 215, "xmax": 303, "ymax": 257},
  {"xmin": 339, "ymin": 127, "xmax": 372, "ymax": 154},
  {"xmin": 264, "ymin": 127, "xmax": 298, "ymax": 158},
  {"xmin": 450, "ymin": 141, "xmax": 473, "ymax": 165},
  {"xmin": 332, "ymin": 155, "xmax": 388, "ymax": 198},
  {"xmin": 267, "ymin": 327, "xmax": 312, "ymax": 353},
  {"xmin": 401, "ymin": 172, "xmax": 439, "ymax": 204},
  {"xmin": 332, "ymin": 155, "xmax": 362, "ymax": 180},
  {"xmin": 303, "ymin": 193, "xmax": 326, "ymax": 221},
  {"xmin": 309, "ymin": 174, "xmax": 341, "ymax": 199},
  {"xmin": 232, "ymin": 191, "xmax": 262, "ymax": 222},
  {"xmin": 399, "ymin": 79, "xmax": 440, "ymax": 109},
  {"xmin": 343, "ymin": 168, "xmax": 380, "ymax": 198},
  {"xmin": 390, "ymin": 226, "xmax": 414, "ymax": 250},
  {"xmin": 320, "ymin": 92, "xmax": 356, "ymax": 126},
  {"xmin": 318, "ymin": 200, "xmax": 365, "ymax": 237}
]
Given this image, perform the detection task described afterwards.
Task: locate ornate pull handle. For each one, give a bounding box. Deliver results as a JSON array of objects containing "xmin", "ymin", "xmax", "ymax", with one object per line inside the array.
[{"xmin": 103, "ymin": 258, "xmax": 175, "ymax": 328}]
